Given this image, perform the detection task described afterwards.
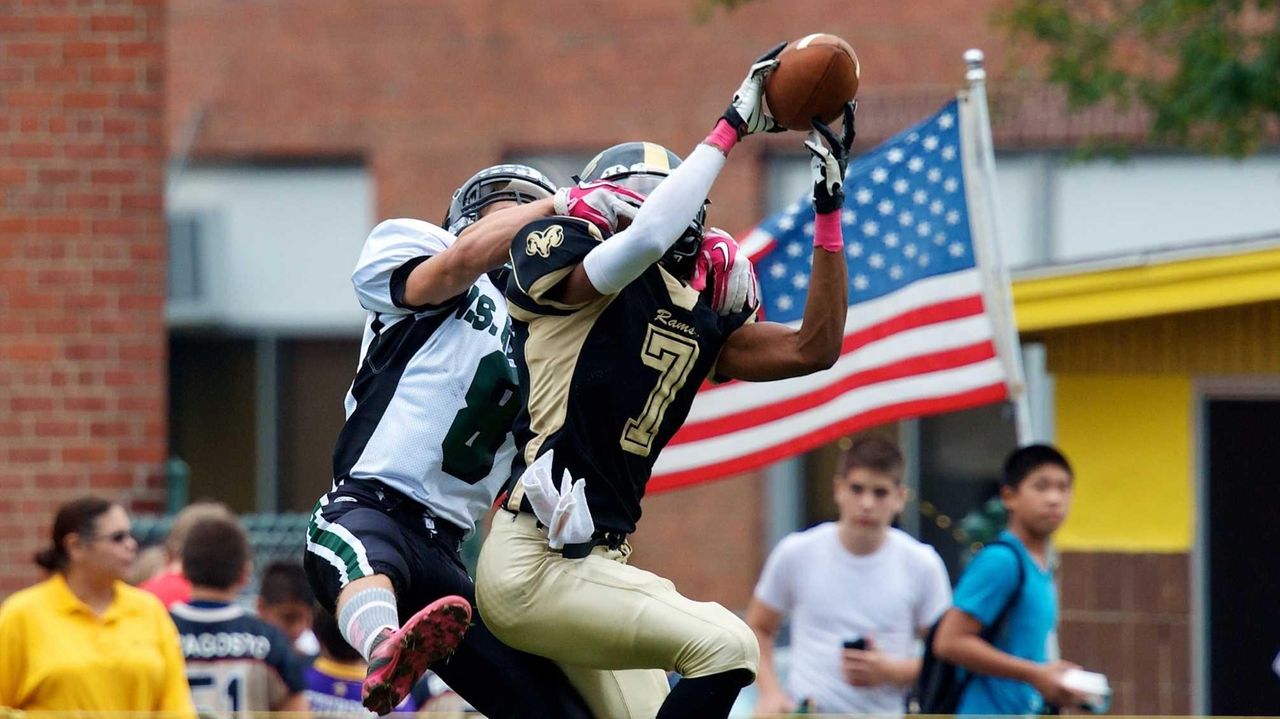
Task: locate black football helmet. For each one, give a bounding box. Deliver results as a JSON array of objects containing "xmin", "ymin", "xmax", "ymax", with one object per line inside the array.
[
  {"xmin": 576, "ymin": 142, "xmax": 706, "ymax": 280},
  {"xmin": 443, "ymin": 164, "xmax": 557, "ymax": 235}
]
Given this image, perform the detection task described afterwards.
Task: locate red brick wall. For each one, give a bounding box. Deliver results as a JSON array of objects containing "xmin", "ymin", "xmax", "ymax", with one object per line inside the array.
[
  {"xmin": 168, "ymin": 0, "xmax": 1013, "ymax": 231},
  {"xmin": 0, "ymin": 0, "xmax": 167, "ymax": 593}
]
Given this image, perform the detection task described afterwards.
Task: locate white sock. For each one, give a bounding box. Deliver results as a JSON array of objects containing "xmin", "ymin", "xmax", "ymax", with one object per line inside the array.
[{"xmin": 337, "ymin": 587, "xmax": 399, "ymax": 661}]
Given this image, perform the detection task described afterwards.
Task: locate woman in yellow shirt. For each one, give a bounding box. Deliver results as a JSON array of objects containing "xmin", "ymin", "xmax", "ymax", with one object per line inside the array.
[{"xmin": 0, "ymin": 495, "xmax": 196, "ymax": 719}]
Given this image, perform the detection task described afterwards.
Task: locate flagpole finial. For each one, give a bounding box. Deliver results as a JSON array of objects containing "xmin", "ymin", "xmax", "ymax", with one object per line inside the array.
[{"xmin": 964, "ymin": 48, "xmax": 986, "ymax": 83}]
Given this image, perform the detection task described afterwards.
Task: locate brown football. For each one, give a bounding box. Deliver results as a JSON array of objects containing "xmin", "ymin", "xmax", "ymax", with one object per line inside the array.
[{"xmin": 764, "ymin": 33, "xmax": 860, "ymax": 132}]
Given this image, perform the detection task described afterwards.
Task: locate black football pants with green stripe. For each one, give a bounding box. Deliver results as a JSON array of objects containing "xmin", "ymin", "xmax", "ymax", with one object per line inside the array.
[{"xmin": 304, "ymin": 479, "xmax": 593, "ymax": 719}]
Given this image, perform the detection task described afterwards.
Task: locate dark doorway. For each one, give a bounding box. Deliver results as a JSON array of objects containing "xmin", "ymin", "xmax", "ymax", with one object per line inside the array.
[
  {"xmin": 1206, "ymin": 398, "xmax": 1280, "ymax": 714},
  {"xmin": 169, "ymin": 335, "xmax": 258, "ymax": 511}
]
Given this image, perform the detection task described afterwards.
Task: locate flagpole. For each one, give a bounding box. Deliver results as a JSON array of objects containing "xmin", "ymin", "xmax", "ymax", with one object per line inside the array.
[{"xmin": 962, "ymin": 48, "xmax": 1035, "ymax": 444}]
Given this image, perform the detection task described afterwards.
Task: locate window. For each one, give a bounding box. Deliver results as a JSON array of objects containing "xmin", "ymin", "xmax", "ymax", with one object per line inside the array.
[{"xmin": 167, "ymin": 212, "xmax": 207, "ymax": 303}]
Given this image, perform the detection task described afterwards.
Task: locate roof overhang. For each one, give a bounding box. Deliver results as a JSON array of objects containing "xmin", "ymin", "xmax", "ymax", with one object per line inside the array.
[{"xmin": 1012, "ymin": 233, "xmax": 1280, "ymax": 332}]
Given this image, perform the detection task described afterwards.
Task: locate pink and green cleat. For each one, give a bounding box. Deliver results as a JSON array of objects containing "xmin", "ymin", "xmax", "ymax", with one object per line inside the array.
[{"xmin": 361, "ymin": 595, "xmax": 472, "ymax": 715}]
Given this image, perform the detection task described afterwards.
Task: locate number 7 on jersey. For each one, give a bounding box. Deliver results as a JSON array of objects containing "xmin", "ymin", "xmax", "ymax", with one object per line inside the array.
[{"xmin": 620, "ymin": 324, "xmax": 700, "ymax": 457}]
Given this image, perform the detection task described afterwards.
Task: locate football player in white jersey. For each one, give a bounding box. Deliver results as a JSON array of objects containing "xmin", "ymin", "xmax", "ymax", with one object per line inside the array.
[{"xmin": 302, "ymin": 164, "xmax": 594, "ymax": 718}]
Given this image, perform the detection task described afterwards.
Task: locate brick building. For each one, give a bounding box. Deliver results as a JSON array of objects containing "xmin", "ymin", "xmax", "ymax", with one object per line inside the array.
[{"xmin": 2, "ymin": 0, "xmax": 167, "ymax": 590}]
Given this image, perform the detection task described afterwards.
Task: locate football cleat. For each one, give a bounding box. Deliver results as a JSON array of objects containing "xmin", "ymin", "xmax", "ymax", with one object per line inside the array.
[{"xmin": 361, "ymin": 595, "xmax": 472, "ymax": 715}]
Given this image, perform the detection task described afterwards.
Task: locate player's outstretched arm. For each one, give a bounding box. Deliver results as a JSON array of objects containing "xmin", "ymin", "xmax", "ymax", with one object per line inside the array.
[
  {"xmin": 400, "ymin": 197, "xmax": 555, "ymax": 307},
  {"xmin": 717, "ymin": 103, "xmax": 856, "ymax": 381},
  {"xmin": 548, "ymin": 43, "xmax": 787, "ymax": 306},
  {"xmin": 716, "ymin": 239, "xmax": 846, "ymax": 380}
]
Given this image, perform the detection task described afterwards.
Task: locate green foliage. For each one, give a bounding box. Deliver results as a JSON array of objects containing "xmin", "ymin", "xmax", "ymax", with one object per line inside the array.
[{"xmin": 999, "ymin": 0, "xmax": 1280, "ymax": 156}]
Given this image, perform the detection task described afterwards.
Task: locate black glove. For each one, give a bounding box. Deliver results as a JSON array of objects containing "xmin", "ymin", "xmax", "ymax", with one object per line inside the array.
[{"xmin": 805, "ymin": 100, "xmax": 857, "ymax": 214}]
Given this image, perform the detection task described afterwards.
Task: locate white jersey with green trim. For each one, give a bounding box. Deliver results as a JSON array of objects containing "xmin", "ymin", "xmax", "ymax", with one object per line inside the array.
[{"xmin": 332, "ymin": 218, "xmax": 519, "ymax": 535}]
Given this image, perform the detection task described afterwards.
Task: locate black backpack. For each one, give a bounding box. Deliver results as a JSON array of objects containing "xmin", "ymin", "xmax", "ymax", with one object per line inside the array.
[{"xmin": 910, "ymin": 540, "xmax": 1026, "ymax": 714}]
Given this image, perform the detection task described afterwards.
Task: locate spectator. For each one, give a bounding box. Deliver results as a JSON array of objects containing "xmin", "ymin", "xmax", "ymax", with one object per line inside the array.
[
  {"xmin": 129, "ymin": 544, "xmax": 169, "ymax": 586},
  {"xmin": 933, "ymin": 444, "xmax": 1087, "ymax": 714},
  {"xmin": 258, "ymin": 560, "xmax": 320, "ymax": 656},
  {"xmin": 0, "ymin": 496, "xmax": 195, "ymax": 717},
  {"xmin": 170, "ymin": 516, "xmax": 309, "ymax": 715},
  {"xmin": 139, "ymin": 500, "xmax": 233, "ymax": 607},
  {"xmin": 746, "ymin": 436, "xmax": 951, "ymax": 716}
]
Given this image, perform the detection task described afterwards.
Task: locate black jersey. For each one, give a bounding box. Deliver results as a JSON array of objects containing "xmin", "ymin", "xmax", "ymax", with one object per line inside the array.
[
  {"xmin": 170, "ymin": 600, "xmax": 308, "ymax": 715},
  {"xmin": 504, "ymin": 217, "xmax": 753, "ymax": 535}
]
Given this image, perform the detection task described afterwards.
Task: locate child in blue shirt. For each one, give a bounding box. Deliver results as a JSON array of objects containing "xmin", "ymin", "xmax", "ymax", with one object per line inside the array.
[{"xmin": 934, "ymin": 444, "xmax": 1089, "ymax": 714}]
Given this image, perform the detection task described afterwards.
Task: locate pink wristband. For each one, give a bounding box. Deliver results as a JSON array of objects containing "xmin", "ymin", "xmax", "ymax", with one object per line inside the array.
[
  {"xmin": 813, "ymin": 209, "xmax": 843, "ymax": 252},
  {"xmin": 703, "ymin": 119, "xmax": 740, "ymax": 156}
]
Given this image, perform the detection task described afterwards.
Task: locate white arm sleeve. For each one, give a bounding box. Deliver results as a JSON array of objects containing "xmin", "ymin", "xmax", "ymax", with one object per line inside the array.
[{"xmin": 581, "ymin": 143, "xmax": 726, "ymax": 295}]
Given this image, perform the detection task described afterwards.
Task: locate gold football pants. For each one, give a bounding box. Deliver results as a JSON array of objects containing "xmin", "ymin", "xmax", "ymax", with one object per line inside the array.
[{"xmin": 476, "ymin": 510, "xmax": 759, "ymax": 719}]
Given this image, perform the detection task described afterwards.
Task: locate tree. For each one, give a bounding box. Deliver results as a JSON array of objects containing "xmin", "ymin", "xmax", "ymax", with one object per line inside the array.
[{"xmin": 998, "ymin": 0, "xmax": 1279, "ymax": 157}]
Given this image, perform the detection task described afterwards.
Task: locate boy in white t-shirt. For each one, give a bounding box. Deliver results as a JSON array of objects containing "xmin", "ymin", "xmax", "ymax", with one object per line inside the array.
[{"xmin": 747, "ymin": 435, "xmax": 952, "ymax": 716}]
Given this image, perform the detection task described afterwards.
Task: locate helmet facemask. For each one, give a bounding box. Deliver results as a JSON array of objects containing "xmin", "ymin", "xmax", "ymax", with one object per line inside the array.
[
  {"xmin": 658, "ymin": 209, "xmax": 706, "ymax": 282},
  {"xmin": 444, "ymin": 164, "xmax": 557, "ymax": 236}
]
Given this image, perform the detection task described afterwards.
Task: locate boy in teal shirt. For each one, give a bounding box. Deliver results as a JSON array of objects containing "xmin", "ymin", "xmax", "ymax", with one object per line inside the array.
[{"xmin": 934, "ymin": 444, "xmax": 1089, "ymax": 714}]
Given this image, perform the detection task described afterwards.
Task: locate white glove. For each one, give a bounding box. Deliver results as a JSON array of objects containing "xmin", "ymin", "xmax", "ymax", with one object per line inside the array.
[
  {"xmin": 804, "ymin": 102, "xmax": 856, "ymax": 214},
  {"xmin": 721, "ymin": 42, "xmax": 786, "ymax": 138},
  {"xmin": 725, "ymin": 250, "xmax": 759, "ymax": 315}
]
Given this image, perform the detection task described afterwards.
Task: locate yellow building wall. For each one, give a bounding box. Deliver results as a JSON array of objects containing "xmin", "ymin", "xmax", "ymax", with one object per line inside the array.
[
  {"xmin": 1054, "ymin": 374, "xmax": 1194, "ymax": 552},
  {"xmin": 1030, "ymin": 302, "xmax": 1280, "ymax": 552}
]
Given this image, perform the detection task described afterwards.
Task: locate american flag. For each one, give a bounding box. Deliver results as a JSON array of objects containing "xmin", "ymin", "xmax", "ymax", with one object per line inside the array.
[{"xmin": 651, "ymin": 99, "xmax": 1012, "ymax": 492}]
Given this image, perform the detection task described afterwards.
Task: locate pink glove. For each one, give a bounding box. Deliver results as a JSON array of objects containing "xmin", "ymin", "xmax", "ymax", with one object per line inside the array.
[
  {"xmin": 553, "ymin": 180, "xmax": 646, "ymax": 234},
  {"xmin": 693, "ymin": 228, "xmax": 759, "ymax": 316}
]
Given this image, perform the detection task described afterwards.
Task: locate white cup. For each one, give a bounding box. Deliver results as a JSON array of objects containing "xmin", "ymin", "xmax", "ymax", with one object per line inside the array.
[{"xmin": 1061, "ymin": 668, "xmax": 1112, "ymax": 713}]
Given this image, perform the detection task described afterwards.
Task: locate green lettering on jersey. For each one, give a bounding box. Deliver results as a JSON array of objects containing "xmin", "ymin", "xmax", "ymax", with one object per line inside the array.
[
  {"xmin": 454, "ymin": 286, "xmax": 505, "ymax": 334},
  {"xmin": 454, "ymin": 286, "xmax": 481, "ymax": 320},
  {"xmin": 472, "ymin": 295, "xmax": 496, "ymax": 331},
  {"xmin": 441, "ymin": 350, "xmax": 519, "ymax": 484},
  {"xmin": 499, "ymin": 317, "xmax": 513, "ymax": 350}
]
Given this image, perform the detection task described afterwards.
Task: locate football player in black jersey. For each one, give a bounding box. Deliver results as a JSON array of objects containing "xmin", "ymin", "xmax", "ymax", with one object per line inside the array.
[{"xmin": 476, "ymin": 42, "xmax": 857, "ymax": 719}]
